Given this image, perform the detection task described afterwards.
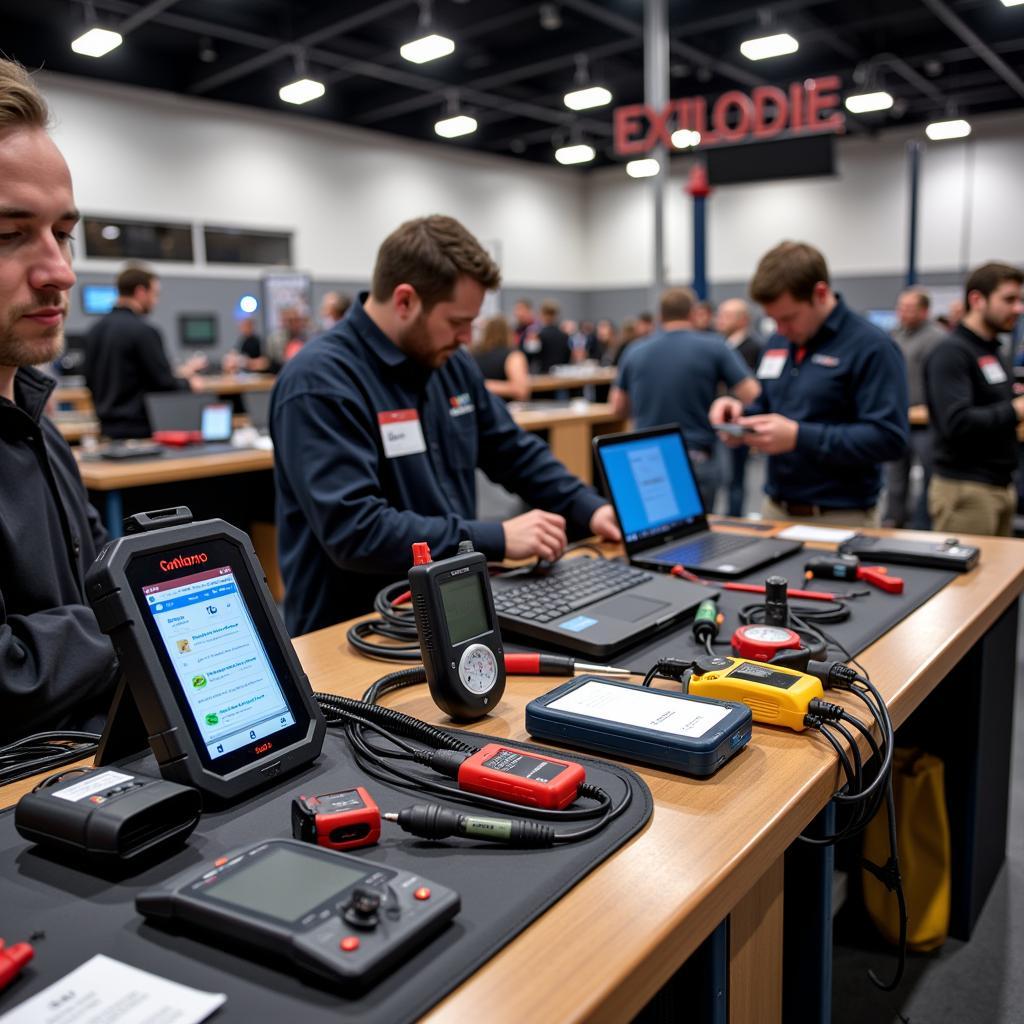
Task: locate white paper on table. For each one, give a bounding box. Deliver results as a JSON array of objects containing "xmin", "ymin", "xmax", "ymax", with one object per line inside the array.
[
  {"xmin": 775, "ymin": 525, "xmax": 859, "ymax": 544},
  {"xmin": 0, "ymin": 954, "xmax": 226, "ymax": 1024}
]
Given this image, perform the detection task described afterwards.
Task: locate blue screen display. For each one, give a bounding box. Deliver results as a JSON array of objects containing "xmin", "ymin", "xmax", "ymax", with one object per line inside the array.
[
  {"xmin": 81, "ymin": 284, "xmax": 118, "ymax": 315},
  {"xmin": 600, "ymin": 433, "xmax": 704, "ymax": 543}
]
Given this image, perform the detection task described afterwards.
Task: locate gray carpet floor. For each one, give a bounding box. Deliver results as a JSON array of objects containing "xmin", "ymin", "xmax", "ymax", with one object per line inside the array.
[{"xmin": 831, "ymin": 613, "xmax": 1024, "ymax": 1024}]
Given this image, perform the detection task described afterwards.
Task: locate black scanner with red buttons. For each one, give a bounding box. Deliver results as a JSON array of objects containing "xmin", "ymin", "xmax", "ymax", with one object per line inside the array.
[{"xmin": 136, "ymin": 838, "xmax": 460, "ymax": 988}]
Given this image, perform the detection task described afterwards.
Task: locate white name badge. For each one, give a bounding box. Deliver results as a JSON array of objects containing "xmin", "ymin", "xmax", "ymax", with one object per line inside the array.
[
  {"xmin": 378, "ymin": 409, "xmax": 427, "ymax": 458},
  {"xmin": 978, "ymin": 355, "xmax": 1008, "ymax": 385},
  {"xmin": 757, "ymin": 348, "xmax": 789, "ymax": 380}
]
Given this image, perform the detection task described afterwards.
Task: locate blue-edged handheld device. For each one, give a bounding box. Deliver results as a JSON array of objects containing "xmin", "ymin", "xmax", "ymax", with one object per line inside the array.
[{"xmin": 525, "ymin": 675, "xmax": 752, "ymax": 777}]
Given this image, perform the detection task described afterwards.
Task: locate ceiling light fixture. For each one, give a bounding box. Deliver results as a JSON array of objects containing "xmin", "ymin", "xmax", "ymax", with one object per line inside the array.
[
  {"xmin": 844, "ymin": 91, "xmax": 895, "ymax": 114},
  {"xmin": 71, "ymin": 26, "xmax": 122, "ymax": 58},
  {"xmin": 401, "ymin": 0, "xmax": 454, "ymax": 64},
  {"xmin": 564, "ymin": 53, "xmax": 612, "ymax": 110},
  {"xmin": 435, "ymin": 113, "xmax": 477, "ymax": 138},
  {"xmin": 671, "ymin": 128, "xmax": 701, "ymax": 149},
  {"xmin": 555, "ymin": 143, "xmax": 595, "ymax": 165},
  {"xmin": 739, "ymin": 32, "xmax": 798, "ymax": 61},
  {"xmin": 925, "ymin": 118, "xmax": 971, "ymax": 140},
  {"xmin": 279, "ymin": 50, "xmax": 325, "ymax": 105},
  {"xmin": 626, "ymin": 158, "xmax": 660, "ymax": 178},
  {"xmin": 1000, "ymin": 0, "xmax": 1023, "ymax": 7}
]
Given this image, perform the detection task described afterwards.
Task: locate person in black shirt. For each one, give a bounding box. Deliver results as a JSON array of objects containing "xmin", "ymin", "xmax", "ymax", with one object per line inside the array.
[
  {"xmin": 0, "ymin": 58, "xmax": 118, "ymax": 741},
  {"xmin": 222, "ymin": 316, "xmax": 271, "ymax": 373},
  {"xmin": 530, "ymin": 298, "xmax": 571, "ymax": 373},
  {"xmin": 84, "ymin": 267, "xmax": 205, "ymax": 437},
  {"xmin": 925, "ymin": 262, "xmax": 1024, "ymax": 536},
  {"xmin": 471, "ymin": 315, "xmax": 530, "ymax": 401}
]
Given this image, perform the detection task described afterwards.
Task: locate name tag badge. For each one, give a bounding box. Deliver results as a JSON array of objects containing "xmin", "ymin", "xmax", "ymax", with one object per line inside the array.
[
  {"xmin": 378, "ymin": 409, "xmax": 427, "ymax": 459},
  {"xmin": 978, "ymin": 355, "xmax": 1008, "ymax": 385},
  {"xmin": 757, "ymin": 348, "xmax": 788, "ymax": 380}
]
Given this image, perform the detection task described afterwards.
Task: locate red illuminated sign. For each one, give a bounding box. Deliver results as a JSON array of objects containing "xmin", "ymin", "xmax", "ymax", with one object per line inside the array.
[{"xmin": 613, "ymin": 76, "xmax": 845, "ymax": 156}]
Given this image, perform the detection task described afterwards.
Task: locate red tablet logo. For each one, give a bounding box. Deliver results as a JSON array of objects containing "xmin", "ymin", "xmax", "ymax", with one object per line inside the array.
[
  {"xmin": 254, "ymin": 742, "xmax": 273, "ymax": 755},
  {"xmin": 159, "ymin": 552, "xmax": 209, "ymax": 572}
]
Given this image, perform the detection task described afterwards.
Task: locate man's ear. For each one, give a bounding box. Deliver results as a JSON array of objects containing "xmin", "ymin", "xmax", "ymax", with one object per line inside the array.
[{"xmin": 392, "ymin": 283, "xmax": 421, "ymax": 322}]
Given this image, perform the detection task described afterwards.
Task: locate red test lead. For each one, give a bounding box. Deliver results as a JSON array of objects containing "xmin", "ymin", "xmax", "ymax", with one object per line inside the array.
[
  {"xmin": 503, "ymin": 653, "xmax": 630, "ymax": 676},
  {"xmin": 0, "ymin": 939, "xmax": 33, "ymax": 991}
]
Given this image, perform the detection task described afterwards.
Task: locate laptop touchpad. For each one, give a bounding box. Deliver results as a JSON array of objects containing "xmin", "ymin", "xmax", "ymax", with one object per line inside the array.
[{"xmin": 588, "ymin": 594, "xmax": 667, "ymax": 622}]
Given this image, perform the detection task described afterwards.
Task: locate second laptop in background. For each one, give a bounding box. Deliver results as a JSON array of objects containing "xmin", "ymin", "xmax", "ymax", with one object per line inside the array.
[{"xmin": 594, "ymin": 424, "xmax": 802, "ymax": 577}]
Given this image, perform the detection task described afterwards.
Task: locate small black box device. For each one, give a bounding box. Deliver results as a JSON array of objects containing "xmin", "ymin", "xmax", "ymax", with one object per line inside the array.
[
  {"xmin": 839, "ymin": 534, "xmax": 980, "ymax": 572},
  {"xmin": 15, "ymin": 768, "xmax": 200, "ymax": 861},
  {"xmin": 408, "ymin": 546, "xmax": 505, "ymax": 720},
  {"xmin": 86, "ymin": 508, "xmax": 325, "ymax": 802},
  {"xmin": 137, "ymin": 838, "xmax": 461, "ymax": 988}
]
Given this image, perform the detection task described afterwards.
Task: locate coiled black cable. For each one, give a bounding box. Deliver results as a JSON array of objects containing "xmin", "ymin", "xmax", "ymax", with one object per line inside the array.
[{"xmin": 0, "ymin": 731, "xmax": 101, "ymax": 787}]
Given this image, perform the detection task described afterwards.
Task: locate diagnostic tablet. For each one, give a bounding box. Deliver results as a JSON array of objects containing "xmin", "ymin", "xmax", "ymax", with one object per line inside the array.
[
  {"xmin": 87, "ymin": 509, "xmax": 325, "ymax": 801},
  {"xmin": 526, "ymin": 675, "xmax": 751, "ymax": 776}
]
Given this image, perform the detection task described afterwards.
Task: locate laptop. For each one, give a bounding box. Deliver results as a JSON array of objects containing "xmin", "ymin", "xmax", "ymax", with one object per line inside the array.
[
  {"xmin": 144, "ymin": 393, "xmax": 236, "ymax": 453},
  {"xmin": 490, "ymin": 556, "xmax": 711, "ymax": 659},
  {"xmin": 594, "ymin": 425, "xmax": 802, "ymax": 577},
  {"xmin": 241, "ymin": 390, "xmax": 271, "ymax": 433}
]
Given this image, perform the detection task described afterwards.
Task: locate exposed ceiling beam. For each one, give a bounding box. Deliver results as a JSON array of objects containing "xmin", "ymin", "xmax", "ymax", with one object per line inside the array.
[
  {"xmin": 118, "ymin": 0, "xmax": 183, "ymax": 36},
  {"xmin": 355, "ymin": 37, "xmax": 638, "ymax": 126},
  {"xmin": 189, "ymin": 1, "xmax": 410, "ymax": 95},
  {"xmin": 918, "ymin": 0, "xmax": 1024, "ymax": 101}
]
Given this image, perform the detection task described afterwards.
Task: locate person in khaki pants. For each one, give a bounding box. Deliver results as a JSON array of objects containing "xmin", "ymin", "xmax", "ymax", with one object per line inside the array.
[{"xmin": 925, "ymin": 262, "xmax": 1024, "ymax": 536}]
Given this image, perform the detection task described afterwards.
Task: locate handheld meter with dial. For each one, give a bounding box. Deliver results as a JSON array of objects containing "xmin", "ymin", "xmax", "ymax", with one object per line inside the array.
[{"xmin": 408, "ymin": 545, "xmax": 506, "ymax": 720}]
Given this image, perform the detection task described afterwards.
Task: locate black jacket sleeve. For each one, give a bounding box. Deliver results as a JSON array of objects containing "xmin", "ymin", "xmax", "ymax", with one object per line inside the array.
[
  {"xmin": 0, "ymin": 592, "xmax": 118, "ymax": 741},
  {"xmin": 140, "ymin": 326, "xmax": 186, "ymax": 393}
]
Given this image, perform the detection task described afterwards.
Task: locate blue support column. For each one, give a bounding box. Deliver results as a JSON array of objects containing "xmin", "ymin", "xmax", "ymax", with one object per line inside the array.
[
  {"xmin": 686, "ymin": 163, "xmax": 712, "ymax": 301},
  {"xmin": 104, "ymin": 490, "xmax": 124, "ymax": 538}
]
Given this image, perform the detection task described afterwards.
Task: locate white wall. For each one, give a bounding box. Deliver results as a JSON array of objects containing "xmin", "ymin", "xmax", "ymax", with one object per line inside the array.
[
  {"xmin": 38, "ymin": 72, "xmax": 590, "ymax": 289},
  {"xmin": 584, "ymin": 111, "xmax": 1024, "ymax": 288}
]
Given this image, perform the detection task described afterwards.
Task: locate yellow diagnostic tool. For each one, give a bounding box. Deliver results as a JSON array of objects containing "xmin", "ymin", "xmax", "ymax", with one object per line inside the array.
[{"xmin": 687, "ymin": 655, "xmax": 824, "ymax": 731}]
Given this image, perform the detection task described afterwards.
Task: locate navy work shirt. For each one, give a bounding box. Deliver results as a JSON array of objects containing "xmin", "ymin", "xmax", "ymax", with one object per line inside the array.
[
  {"xmin": 271, "ymin": 296, "xmax": 606, "ymax": 636},
  {"xmin": 616, "ymin": 329, "xmax": 750, "ymax": 452},
  {"xmin": 745, "ymin": 297, "xmax": 909, "ymax": 509}
]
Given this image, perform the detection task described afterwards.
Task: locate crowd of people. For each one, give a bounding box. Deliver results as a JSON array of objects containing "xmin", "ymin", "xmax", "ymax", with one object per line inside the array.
[{"xmin": 2, "ymin": 53, "xmax": 1023, "ymax": 742}]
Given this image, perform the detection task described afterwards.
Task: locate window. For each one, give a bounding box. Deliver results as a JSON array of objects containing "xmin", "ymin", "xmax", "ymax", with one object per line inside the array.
[
  {"xmin": 204, "ymin": 227, "xmax": 292, "ymax": 266},
  {"xmin": 83, "ymin": 216, "xmax": 194, "ymax": 261}
]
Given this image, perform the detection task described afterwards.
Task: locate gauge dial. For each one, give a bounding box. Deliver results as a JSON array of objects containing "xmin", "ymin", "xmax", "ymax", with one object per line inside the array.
[{"xmin": 458, "ymin": 644, "xmax": 499, "ymax": 695}]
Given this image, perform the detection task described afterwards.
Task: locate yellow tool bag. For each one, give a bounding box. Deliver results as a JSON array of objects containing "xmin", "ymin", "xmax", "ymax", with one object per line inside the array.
[{"xmin": 862, "ymin": 748, "xmax": 950, "ymax": 952}]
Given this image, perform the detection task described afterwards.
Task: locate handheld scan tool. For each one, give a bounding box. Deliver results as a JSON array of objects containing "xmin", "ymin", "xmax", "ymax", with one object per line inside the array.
[
  {"xmin": 687, "ymin": 655, "xmax": 824, "ymax": 731},
  {"xmin": 87, "ymin": 508, "xmax": 325, "ymax": 801},
  {"xmin": 408, "ymin": 543, "xmax": 506, "ymax": 720},
  {"xmin": 136, "ymin": 838, "xmax": 460, "ymax": 988}
]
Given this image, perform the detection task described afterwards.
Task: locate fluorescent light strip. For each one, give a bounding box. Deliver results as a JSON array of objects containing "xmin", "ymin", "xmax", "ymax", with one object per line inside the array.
[
  {"xmin": 671, "ymin": 128, "xmax": 701, "ymax": 149},
  {"xmin": 626, "ymin": 158, "xmax": 660, "ymax": 178},
  {"xmin": 844, "ymin": 91, "xmax": 894, "ymax": 114},
  {"xmin": 740, "ymin": 32, "xmax": 798, "ymax": 61},
  {"xmin": 279, "ymin": 78, "xmax": 326, "ymax": 105},
  {"xmin": 70, "ymin": 27, "xmax": 123, "ymax": 58},
  {"xmin": 400, "ymin": 34, "xmax": 455, "ymax": 64},
  {"xmin": 555, "ymin": 143, "xmax": 596, "ymax": 165},
  {"xmin": 435, "ymin": 114, "xmax": 477, "ymax": 138},
  {"xmin": 925, "ymin": 118, "xmax": 971, "ymax": 140},
  {"xmin": 1001, "ymin": 0, "xmax": 1023, "ymax": 7},
  {"xmin": 563, "ymin": 85, "xmax": 612, "ymax": 111}
]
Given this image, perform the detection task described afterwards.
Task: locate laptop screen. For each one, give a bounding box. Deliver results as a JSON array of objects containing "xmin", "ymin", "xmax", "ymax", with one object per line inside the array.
[{"xmin": 597, "ymin": 429, "xmax": 705, "ymax": 545}]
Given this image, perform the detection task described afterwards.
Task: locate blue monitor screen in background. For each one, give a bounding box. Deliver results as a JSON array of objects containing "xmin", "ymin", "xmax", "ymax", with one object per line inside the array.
[
  {"xmin": 599, "ymin": 433, "xmax": 704, "ymax": 543},
  {"xmin": 867, "ymin": 309, "xmax": 899, "ymax": 333},
  {"xmin": 81, "ymin": 284, "xmax": 118, "ymax": 315}
]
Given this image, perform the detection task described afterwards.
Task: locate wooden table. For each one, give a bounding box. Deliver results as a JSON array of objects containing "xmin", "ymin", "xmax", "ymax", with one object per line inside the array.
[
  {"xmin": 527, "ymin": 367, "xmax": 617, "ymax": 393},
  {"xmin": 191, "ymin": 373, "xmax": 276, "ymax": 396},
  {"xmin": 510, "ymin": 401, "xmax": 625, "ymax": 482},
  {"xmin": 51, "ymin": 384, "xmax": 94, "ymax": 413},
  {"xmin": 3, "ymin": 529, "xmax": 1022, "ymax": 1023}
]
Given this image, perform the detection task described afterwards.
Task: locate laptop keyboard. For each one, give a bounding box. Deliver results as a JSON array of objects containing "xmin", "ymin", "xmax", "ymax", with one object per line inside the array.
[
  {"xmin": 654, "ymin": 532, "xmax": 753, "ymax": 565},
  {"xmin": 492, "ymin": 558, "xmax": 653, "ymax": 623}
]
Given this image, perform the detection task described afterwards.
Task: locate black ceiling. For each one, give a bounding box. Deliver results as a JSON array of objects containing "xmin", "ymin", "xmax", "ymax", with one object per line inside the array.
[{"xmin": 3, "ymin": 0, "xmax": 1024, "ymax": 167}]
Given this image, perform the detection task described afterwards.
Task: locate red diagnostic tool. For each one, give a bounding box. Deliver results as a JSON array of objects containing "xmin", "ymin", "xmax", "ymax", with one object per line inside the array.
[
  {"xmin": 291, "ymin": 787, "xmax": 381, "ymax": 851},
  {"xmin": 457, "ymin": 743, "xmax": 585, "ymax": 810},
  {"xmin": 0, "ymin": 939, "xmax": 33, "ymax": 991},
  {"xmin": 731, "ymin": 624, "xmax": 803, "ymax": 661},
  {"xmin": 805, "ymin": 554, "xmax": 905, "ymax": 595}
]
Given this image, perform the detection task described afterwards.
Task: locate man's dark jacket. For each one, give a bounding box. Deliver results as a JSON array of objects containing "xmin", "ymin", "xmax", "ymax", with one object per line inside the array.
[{"xmin": 0, "ymin": 367, "xmax": 118, "ymax": 742}]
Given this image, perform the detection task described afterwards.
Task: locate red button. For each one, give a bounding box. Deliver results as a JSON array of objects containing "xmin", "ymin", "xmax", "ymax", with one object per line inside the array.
[
  {"xmin": 214, "ymin": 857, "xmax": 228, "ymax": 867},
  {"xmin": 414, "ymin": 887, "xmax": 431, "ymax": 901},
  {"xmin": 340, "ymin": 937, "xmax": 360, "ymax": 952}
]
